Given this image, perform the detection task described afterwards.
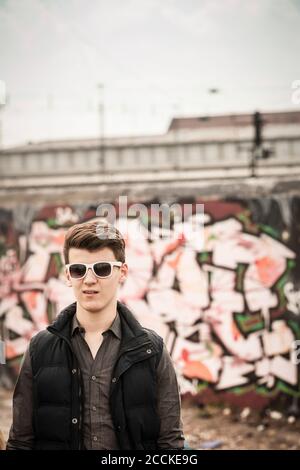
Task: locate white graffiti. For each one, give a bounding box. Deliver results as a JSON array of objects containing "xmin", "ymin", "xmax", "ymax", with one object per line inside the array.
[{"xmin": 0, "ymin": 211, "xmax": 298, "ymax": 400}]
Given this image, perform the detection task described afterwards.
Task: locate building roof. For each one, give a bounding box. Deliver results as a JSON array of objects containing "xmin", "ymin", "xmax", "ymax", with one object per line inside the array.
[
  {"xmin": 2, "ymin": 109, "xmax": 300, "ymax": 154},
  {"xmin": 168, "ymin": 110, "xmax": 300, "ymax": 131}
]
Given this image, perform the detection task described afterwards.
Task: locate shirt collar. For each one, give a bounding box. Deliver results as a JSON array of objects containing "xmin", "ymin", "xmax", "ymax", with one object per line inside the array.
[{"xmin": 71, "ymin": 307, "xmax": 122, "ymax": 340}]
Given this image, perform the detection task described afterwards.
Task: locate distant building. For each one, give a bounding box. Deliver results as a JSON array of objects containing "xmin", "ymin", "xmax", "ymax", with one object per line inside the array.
[{"xmin": 0, "ymin": 110, "xmax": 300, "ymax": 203}]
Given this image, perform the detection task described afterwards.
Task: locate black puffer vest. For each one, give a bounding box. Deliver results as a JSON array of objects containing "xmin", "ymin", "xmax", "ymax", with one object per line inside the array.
[{"xmin": 29, "ymin": 301, "xmax": 163, "ymax": 450}]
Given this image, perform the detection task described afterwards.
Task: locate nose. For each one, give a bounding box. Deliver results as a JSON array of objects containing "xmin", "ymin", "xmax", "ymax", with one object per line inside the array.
[{"xmin": 83, "ymin": 267, "xmax": 98, "ymax": 283}]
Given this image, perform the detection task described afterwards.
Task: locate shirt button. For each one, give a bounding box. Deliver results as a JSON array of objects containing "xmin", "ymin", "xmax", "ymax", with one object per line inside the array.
[
  {"xmin": 92, "ymin": 406, "xmax": 97, "ymax": 411},
  {"xmin": 91, "ymin": 375, "xmax": 96, "ymax": 381},
  {"xmin": 93, "ymin": 436, "xmax": 98, "ymax": 442},
  {"xmin": 71, "ymin": 369, "xmax": 77, "ymax": 374},
  {"xmin": 72, "ymin": 418, "xmax": 78, "ymax": 424},
  {"xmin": 146, "ymin": 349, "xmax": 152, "ymax": 354},
  {"xmin": 112, "ymin": 377, "xmax": 117, "ymax": 383}
]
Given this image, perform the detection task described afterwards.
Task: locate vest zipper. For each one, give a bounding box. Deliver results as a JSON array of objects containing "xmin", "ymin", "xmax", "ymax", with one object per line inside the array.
[{"xmin": 47, "ymin": 327, "xmax": 83, "ymax": 450}]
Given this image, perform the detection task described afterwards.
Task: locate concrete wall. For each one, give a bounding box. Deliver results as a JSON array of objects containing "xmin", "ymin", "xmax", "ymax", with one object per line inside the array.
[
  {"xmin": 0, "ymin": 196, "xmax": 299, "ymax": 408},
  {"xmin": 1, "ymin": 137, "xmax": 300, "ymax": 177}
]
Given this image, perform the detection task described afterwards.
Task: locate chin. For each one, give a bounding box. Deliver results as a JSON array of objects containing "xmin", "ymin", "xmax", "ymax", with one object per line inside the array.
[{"xmin": 80, "ymin": 298, "xmax": 107, "ymax": 312}]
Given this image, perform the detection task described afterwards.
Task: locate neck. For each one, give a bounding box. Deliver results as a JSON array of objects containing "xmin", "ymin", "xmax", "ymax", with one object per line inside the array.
[{"xmin": 76, "ymin": 298, "xmax": 118, "ymax": 333}]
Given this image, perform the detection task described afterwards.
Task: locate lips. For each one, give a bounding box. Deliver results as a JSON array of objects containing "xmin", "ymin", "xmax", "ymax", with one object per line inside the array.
[{"xmin": 82, "ymin": 290, "xmax": 99, "ymax": 294}]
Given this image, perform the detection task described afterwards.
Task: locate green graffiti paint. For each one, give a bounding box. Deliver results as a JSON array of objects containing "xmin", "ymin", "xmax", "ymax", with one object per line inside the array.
[
  {"xmin": 277, "ymin": 381, "xmax": 300, "ymax": 398},
  {"xmin": 258, "ymin": 224, "xmax": 280, "ymax": 239},
  {"xmin": 235, "ymin": 312, "xmax": 264, "ymax": 335},
  {"xmin": 287, "ymin": 320, "xmax": 300, "ymax": 340}
]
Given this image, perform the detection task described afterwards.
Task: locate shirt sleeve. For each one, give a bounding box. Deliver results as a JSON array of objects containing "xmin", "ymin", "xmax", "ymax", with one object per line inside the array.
[
  {"xmin": 6, "ymin": 345, "xmax": 35, "ymax": 450},
  {"xmin": 156, "ymin": 342, "xmax": 185, "ymax": 449}
]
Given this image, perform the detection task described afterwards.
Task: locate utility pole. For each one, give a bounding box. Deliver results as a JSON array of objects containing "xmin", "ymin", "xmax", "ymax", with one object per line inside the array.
[
  {"xmin": 172, "ymin": 101, "xmax": 180, "ymax": 171},
  {"xmin": 0, "ymin": 80, "xmax": 6, "ymax": 150},
  {"xmin": 97, "ymin": 83, "xmax": 105, "ymax": 173}
]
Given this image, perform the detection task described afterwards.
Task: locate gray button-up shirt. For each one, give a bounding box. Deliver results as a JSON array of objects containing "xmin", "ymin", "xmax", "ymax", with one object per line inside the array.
[{"xmin": 7, "ymin": 309, "xmax": 185, "ymax": 450}]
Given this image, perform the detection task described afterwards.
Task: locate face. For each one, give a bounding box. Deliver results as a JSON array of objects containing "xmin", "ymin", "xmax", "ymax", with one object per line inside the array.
[{"xmin": 65, "ymin": 247, "xmax": 128, "ymax": 313}]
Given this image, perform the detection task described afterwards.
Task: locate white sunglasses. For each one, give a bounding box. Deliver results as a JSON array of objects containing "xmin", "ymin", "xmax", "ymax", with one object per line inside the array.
[{"xmin": 66, "ymin": 261, "xmax": 123, "ymax": 279}]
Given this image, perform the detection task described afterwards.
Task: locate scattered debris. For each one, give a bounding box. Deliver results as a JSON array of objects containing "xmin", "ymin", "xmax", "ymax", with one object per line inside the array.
[
  {"xmin": 287, "ymin": 416, "xmax": 296, "ymax": 424},
  {"xmin": 240, "ymin": 407, "xmax": 251, "ymax": 419},
  {"xmin": 223, "ymin": 408, "xmax": 231, "ymax": 416},
  {"xmin": 199, "ymin": 439, "xmax": 223, "ymax": 449},
  {"xmin": 257, "ymin": 425, "xmax": 265, "ymax": 432},
  {"xmin": 270, "ymin": 411, "xmax": 282, "ymax": 420}
]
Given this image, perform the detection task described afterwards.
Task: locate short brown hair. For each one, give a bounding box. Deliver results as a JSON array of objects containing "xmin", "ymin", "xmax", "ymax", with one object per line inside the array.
[{"xmin": 63, "ymin": 220, "xmax": 125, "ymax": 264}]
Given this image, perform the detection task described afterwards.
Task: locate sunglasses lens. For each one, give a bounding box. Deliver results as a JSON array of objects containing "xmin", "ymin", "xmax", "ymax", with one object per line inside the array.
[
  {"xmin": 69, "ymin": 264, "xmax": 86, "ymax": 279},
  {"xmin": 94, "ymin": 262, "xmax": 112, "ymax": 278}
]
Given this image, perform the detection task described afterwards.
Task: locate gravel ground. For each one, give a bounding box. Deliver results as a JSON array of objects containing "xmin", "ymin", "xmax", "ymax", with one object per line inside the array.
[
  {"xmin": 1, "ymin": 389, "xmax": 300, "ymax": 450},
  {"xmin": 181, "ymin": 399, "xmax": 300, "ymax": 450}
]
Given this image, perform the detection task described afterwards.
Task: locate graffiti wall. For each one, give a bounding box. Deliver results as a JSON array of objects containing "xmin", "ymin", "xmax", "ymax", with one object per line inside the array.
[{"xmin": 0, "ymin": 198, "xmax": 300, "ymax": 409}]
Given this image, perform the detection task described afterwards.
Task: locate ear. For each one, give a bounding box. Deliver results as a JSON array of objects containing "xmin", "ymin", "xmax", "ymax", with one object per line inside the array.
[
  {"xmin": 65, "ymin": 267, "xmax": 72, "ymax": 287},
  {"xmin": 119, "ymin": 263, "xmax": 128, "ymax": 284}
]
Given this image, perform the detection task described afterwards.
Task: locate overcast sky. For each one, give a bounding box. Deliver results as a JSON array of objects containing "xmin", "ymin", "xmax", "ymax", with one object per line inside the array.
[{"xmin": 0, "ymin": 0, "xmax": 300, "ymax": 147}]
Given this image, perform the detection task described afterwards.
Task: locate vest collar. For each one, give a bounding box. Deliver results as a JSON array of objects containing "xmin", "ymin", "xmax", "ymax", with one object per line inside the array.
[{"xmin": 47, "ymin": 301, "xmax": 149, "ymax": 350}]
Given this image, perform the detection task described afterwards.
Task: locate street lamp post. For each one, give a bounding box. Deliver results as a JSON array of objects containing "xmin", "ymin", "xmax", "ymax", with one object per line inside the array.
[
  {"xmin": 250, "ymin": 111, "xmax": 272, "ymax": 177},
  {"xmin": 0, "ymin": 80, "xmax": 6, "ymax": 150},
  {"xmin": 250, "ymin": 111, "xmax": 262, "ymax": 177}
]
